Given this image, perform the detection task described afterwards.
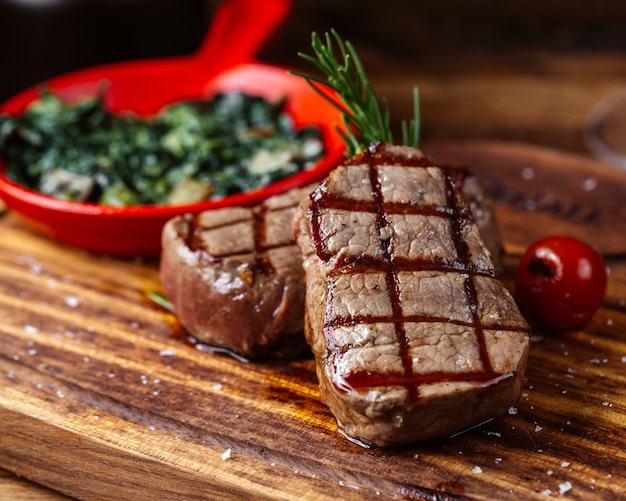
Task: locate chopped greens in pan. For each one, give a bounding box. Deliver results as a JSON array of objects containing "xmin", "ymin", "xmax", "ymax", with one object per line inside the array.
[{"xmin": 0, "ymin": 90, "xmax": 325, "ymax": 206}]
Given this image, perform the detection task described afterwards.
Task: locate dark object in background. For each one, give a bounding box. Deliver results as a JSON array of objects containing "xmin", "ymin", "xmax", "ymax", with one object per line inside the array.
[{"xmin": 0, "ymin": 0, "xmax": 211, "ymax": 102}]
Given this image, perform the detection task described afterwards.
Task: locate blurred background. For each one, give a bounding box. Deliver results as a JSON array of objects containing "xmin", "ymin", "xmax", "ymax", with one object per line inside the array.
[{"xmin": 2, "ymin": 0, "xmax": 626, "ymax": 155}]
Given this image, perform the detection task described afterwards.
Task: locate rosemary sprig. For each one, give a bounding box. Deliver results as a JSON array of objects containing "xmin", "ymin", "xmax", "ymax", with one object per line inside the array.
[{"xmin": 290, "ymin": 29, "xmax": 420, "ymax": 156}]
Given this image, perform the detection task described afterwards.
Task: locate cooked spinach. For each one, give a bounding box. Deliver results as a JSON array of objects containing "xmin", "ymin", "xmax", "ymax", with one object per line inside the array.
[{"xmin": 0, "ymin": 89, "xmax": 325, "ymax": 205}]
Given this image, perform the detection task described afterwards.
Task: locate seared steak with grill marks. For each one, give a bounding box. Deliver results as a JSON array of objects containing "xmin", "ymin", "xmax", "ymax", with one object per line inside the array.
[
  {"xmin": 160, "ymin": 185, "xmax": 315, "ymax": 360},
  {"xmin": 292, "ymin": 142, "xmax": 530, "ymax": 446}
]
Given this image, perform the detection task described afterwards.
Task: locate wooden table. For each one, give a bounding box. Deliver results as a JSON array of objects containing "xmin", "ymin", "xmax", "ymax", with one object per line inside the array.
[{"xmin": 2, "ymin": 1, "xmax": 626, "ymax": 499}]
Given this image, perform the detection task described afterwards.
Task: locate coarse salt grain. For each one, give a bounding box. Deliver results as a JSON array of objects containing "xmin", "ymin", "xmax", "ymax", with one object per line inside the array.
[
  {"xmin": 24, "ymin": 325, "xmax": 39, "ymax": 334},
  {"xmin": 472, "ymin": 466, "xmax": 483, "ymax": 474},
  {"xmin": 561, "ymin": 461, "xmax": 570, "ymax": 467},
  {"xmin": 221, "ymin": 448, "xmax": 232, "ymax": 460},
  {"xmin": 559, "ymin": 481, "xmax": 572, "ymax": 494},
  {"xmin": 521, "ymin": 167, "xmax": 535, "ymax": 180},
  {"xmin": 582, "ymin": 177, "xmax": 597, "ymax": 191},
  {"xmin": 508, "ymin": 406, "xmax": 518, "ymax": 415},
  {"xmin": 159, "ymin": 349, "xmax": 177, "ymax": 357},
  {"xmin": 64, "ymin": 295, "xmax": 81, "ymax": 308}
]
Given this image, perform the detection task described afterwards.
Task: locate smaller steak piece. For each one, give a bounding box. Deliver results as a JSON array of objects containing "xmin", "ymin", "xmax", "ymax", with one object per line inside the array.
[
  {"xmin": 447, "ymin": 167, "xmax": 503, "ymax": 272},
  {"xmin": 160, "ymin": 185, "xmax": 315, "ymax": 359},
  {"xmin": 293, "ymin": 142, "xmax": 530, "ymax": 446}
]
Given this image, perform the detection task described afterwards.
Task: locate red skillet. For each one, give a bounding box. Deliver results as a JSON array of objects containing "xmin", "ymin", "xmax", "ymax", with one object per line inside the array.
[{"xmin": 0, "ymin": 0, "xmax": 345, "ymax": 257}]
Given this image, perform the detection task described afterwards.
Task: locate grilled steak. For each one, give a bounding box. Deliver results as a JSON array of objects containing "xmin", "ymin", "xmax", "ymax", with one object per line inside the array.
[
  {"xmin": 160, "ymin": 185, "xmax": 315, "ymax": 360},
  {"xmin": 292, "ymin": 142, "xmax": 530, "ymax": 446}
]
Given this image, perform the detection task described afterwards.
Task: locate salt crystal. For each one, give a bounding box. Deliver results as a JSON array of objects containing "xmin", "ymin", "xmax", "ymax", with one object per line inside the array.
[
  {"xmin": 508, "ymin": 406, "xmax": 518, "ymax": 415},
  {"xmin": 521, "ymin": 167, "xmax": 535, "ymax": 180},
  {"xmin": 56, "ymin": 390, "xmax": 64, "ymax": 398},
  {"xmin": 159, "ymin": 349, "xmax": 177, "ymax": 357},
  {"xmin": 24, "ymin": 325, "xmax": 39, "ymax": 334},
  {"xmin": 582, "ymin": 177, "xmax": 597, "ymax": 191},
  {"xmin": 540, "ymin": 489, "xmax": 552, "ymax": 496},
  {"xmin": 561, "ymin": 461, "xmax": 570, "ymax": 467},
  {"xmin": 64, "ymin": 295, "xmax": 81, "ymax": 308},
  {"xmin": 472, "ymin": 466, "xmax": 483, "ymax": 474},
  {"xmin": 547, "ymin": 470, "xmax": 553, "ymax": 476},
  {"xmin": 212, "ymin": 383, "xmax": 223, "ymax": 391},
  {"xmin": 27, "ymin": 349, "xmax": 37, "ymax": 356},
  {"xmin": 221, "ymin": 448, "xmax": 232, "ymax": 460},
  {"xmin": 559, "ymin": 481, "xmax": 572, "ymax": 494},
  {"xmin": 535, "ymin": 424, "xmax": 543, "ymax": 432}
]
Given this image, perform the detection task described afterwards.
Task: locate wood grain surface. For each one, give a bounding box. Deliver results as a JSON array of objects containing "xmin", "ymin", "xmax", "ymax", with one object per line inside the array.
[{"xmin": 1, "ymin": 141, "xmax": 625, "ymax": 500}]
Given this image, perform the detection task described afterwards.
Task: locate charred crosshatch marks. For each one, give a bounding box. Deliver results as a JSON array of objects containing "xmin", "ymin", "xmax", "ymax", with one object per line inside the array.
[{"xmin": 309, "ymin": 149, "xmax": 530, "ymax": 402}]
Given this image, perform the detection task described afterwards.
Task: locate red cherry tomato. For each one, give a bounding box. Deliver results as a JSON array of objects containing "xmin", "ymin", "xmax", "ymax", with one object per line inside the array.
[{"xmin": 515, "ymin": 236, "xmax": 607, "ymax": 330}]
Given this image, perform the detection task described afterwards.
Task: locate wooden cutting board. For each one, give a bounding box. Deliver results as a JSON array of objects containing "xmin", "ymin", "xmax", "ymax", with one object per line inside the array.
[{"xmin": 1, "ymin": 141, "xmax": 625, "ymax": 500}]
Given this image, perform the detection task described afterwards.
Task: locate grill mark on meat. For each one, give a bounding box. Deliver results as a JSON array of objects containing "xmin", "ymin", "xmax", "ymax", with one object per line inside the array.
[
  {"xmin": 326, "ymin": 258, "xmax": 498, "ymax": 278},
  {"xmin": 367, "ymin": 163, "xmax": 420, "ymax": 401},
  {"xmin": 339, "ymin": 367, "xmax": 512, "ymax": 390},
  {"xmin": 251, "ymin": 204, "xmax": 274, "ymax": 275},
  {"xmin": 184, "ymin": 204, "xmax": 293, "ymax": 271},
  {"xmin": 443, "ymin": 172, "xmax": 494, "ymax": 376},
  {"xmin": 325, "ymin": 314, "xmax": 530, "ymax": 332},
  {"xmin": 309, "ymin": 146, "xmax": 528, "ymax": 403}
]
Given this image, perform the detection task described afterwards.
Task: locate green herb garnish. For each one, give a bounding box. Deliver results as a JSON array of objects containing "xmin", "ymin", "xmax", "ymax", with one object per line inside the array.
[
  {"xmin": 145, "ymin": 290, "xmax": 173, "ymax": 312},
  {"xmin": 0, "ymin": 90, "xmax": 325, "ymax": 206},
  {"xmin": 291, "ymin": 29, "xmax": 420, "ymax": 156}
]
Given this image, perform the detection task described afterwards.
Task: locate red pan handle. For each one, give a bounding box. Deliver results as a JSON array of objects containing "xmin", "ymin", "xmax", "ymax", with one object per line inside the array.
[{"xmin": 194, "ymin": 0, "xmax": 292, "ymax": 70}]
